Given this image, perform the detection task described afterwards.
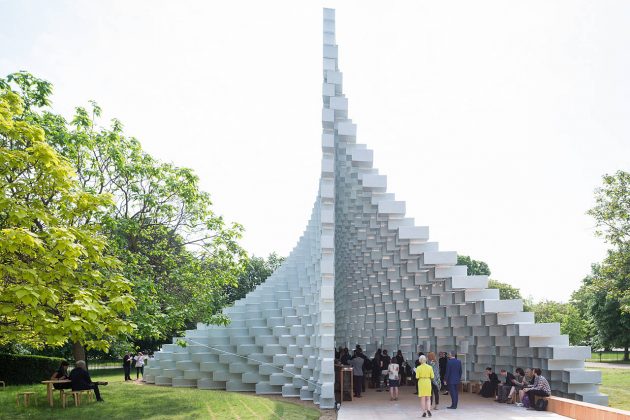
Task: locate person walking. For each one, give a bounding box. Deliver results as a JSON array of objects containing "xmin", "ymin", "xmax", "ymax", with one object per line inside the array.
[
  {"xmin": 444, "ymin": 351, "xmax": 462, "ymax": 409},
  {"xmin": 427, "ymin": 352, "xmax": 441, "ymax": 410},
  {"xmin": 416, "ymin": 355, "xmax": 434, "ymax": 417}
]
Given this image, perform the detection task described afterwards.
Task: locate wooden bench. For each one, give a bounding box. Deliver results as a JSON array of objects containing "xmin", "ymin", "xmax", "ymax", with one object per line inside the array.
[
  {"xmin": 547, "ymin": 396, "xmax": 630, "ymax": 419},
  {"xmin": 62, "ymin": 390, "xmax": 94, "ymax": 408},
  {"xmin": 16, "ymin": 391, "xmax": 37, "ymax": 407}
]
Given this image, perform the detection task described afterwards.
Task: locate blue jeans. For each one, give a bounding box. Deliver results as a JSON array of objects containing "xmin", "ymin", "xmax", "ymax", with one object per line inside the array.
[{"xmin": 448, "ymin": 383, "xmax": 459, "ymax": 408}]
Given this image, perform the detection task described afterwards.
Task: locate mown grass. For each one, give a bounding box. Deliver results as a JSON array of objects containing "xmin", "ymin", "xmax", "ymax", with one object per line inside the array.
[
  {"xmin": 0, "ymin": 369, "xmax": 321, "ymax": 419},
  {"xmin": 600, "ymin": 368, "xmax": 630, "ymax": 412},
  {"xmin": 588, "ymin": 351, "xmax": 630, "ymax": 363}
]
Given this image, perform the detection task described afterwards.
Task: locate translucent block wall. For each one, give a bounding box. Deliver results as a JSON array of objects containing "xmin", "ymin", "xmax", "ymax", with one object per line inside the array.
[{"xmin": 145, "ymin": 8, "xmax": 606, "ymax": 407}]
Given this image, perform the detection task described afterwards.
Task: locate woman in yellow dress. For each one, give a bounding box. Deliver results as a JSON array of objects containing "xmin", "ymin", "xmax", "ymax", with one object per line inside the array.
[{"xmin": 416, "ymin": 355, "xmax": 434, "ymax": 417}]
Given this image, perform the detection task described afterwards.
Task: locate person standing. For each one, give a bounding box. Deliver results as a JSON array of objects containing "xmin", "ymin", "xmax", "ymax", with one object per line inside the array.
[
  {"xmin": 388, "ymin": 356, "xmax": 400, "ymax": 401},
  {"xmin": 416, "ymin": 355, "xmax": 434, "ymax": 417},
  {"xmin": 438, "ymin": 352, "xmax": 448, "ymax": 393},
  {"xmin": 123, "ymin": 353, "xmax": 132, "ymax": 381},
  {"xmin": 372, "ymin": 349, "xmax": 383, "ymax": 390},
  {"xmin": 348, "ymin": 350, "xmax": 364, "ymax": 398},
  {"xmin": 135, "ymin": 352, "xmax": 145, "ymax": 379},
  {"xmin": 381, "ymin": 350, "xmax": 391, "ymax": 391},
  {"xmin": 395, "ymin": 350, "xmax": 405, "ymax": 386},
  {"xmin": 427, "ymin": 352, "xmax": 441, "ymax": 410},
  {"xmin": 444, "ymin": 351, "xmax": 462, "ymax": 409}
]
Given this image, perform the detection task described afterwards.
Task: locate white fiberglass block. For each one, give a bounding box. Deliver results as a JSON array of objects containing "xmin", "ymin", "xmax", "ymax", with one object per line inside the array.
[
  {"xmin": 350, "ymin": 148, "xmax": 373, "ymax": 165},
  {"xmin": 529, "ymin": 335, "xmax": 570, "ymax": 347},
  {"xmin": 552, "ymin": 346, "xmax": 591, "ymax": 360},
  {"xmin": 497, "ymin": 312, "xmax": 535, "ymax": 324},
  {"xmin": 323, "ymin": 45, "xmax": 338, "ymax": 59},
  {"xmin": 337, "ymin": 121, "xmax": 356, "ymax": 136},
  {"xmin": 398, "ymin": 226, "xmax": 429, "ymax": 241},
  {"xmin": 452, "ymin": 275, "xmax": 489, "ymax": 289},
  {"xmin": 424, "ymin": 251, "xmax": 457, "ymax": 265},
  {"xmin": 563, "ymin": 369, "xmax": 601, "ymax": 384},
  {"xmin": 378, "ymin": 201, "xmax": 405, "ymax": 214},
  {"xmin": 434, "ymin": 266, "xmax": 467, "ymax": 278},
  {"xmin": 361, "ymin": 174, "xmax": 387, "ymax": 190},
  {"xmin": 465, "ymin": 289, "xmax": 499, "ymax": 301},
  {"xmin": 322, "ymin": 133, "xmax": 334, "ymax": 149},
  {"xmin": 518, "ymin": 323, "xmax": 561, "ymax": 337},
  {"xmin": 329, "ymin": 96, "xmax": 347, "ymax": 110},
  {"xmin": 325, "ymin": 71, "xmax": 342, "ymax": 85},
  {"xmin": 483, "ymin": 299, "xmax": 523, "ymax": 313},
  {"xmin": 409, "ymin": 242, "xmax": 439, "ymax": 254}
]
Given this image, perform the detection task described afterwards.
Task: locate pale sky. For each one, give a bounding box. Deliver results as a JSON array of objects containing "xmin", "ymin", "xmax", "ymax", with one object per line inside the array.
[{"xmin": 1, "ymin": 0, "xmax": 628, "ymax": 301}]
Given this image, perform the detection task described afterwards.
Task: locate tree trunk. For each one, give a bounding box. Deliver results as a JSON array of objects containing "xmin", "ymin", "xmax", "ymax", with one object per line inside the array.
[
  {"xmin": 625, "ymin": 346, "xmax": 629, "ymax": 362},
  {"xmin": 72, "ymin": 342, "xmax": 86, "ymax": 365}
]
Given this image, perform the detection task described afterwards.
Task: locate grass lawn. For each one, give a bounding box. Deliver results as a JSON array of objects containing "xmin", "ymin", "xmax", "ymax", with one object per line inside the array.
[
  {"xmin": 0, "ymin": 369, "xmax": 322, "ymax": 419},
  {"xmin": 600, "ymin": 368, "xmax": 630, "ymax": 412},
  {"xmin": 588, "ymin": 351, "xmax": 630, "ymax": 363}
]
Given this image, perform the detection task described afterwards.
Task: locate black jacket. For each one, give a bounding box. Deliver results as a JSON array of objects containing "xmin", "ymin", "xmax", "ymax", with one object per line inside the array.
[{"xmin": 69, "ymin": 367, "xmax": 93, "ymax": 391}]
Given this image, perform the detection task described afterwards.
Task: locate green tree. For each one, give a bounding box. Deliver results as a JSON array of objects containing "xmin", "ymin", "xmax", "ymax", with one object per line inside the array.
[
  {"xmin": 530, "ymin": 300, "xmax": 591, "ymax": 346},
  {"xmin": 587, "ymin": 171, "xmax": 630, "ymax": 250},
  {"xmin": 487, "ymin": 279, "xmax": 523, "ymax": 300},
  {"xmin": 226, "ymin": 253, "xmax": 285, "ymax": 303},
  {"xmin": 0, "ymin": 90, "xmax": 134, "ymax": 351},
  {"xmin": 457, "ymin": 255, "xmax": 491, "ymax": 276},
  {"xmin": 2, "ymin": 72, "xmax": 248, "ymax": 345},
  {"xmin": 582, "ymin": 250, "xmax": 630, "ymax": 360}
]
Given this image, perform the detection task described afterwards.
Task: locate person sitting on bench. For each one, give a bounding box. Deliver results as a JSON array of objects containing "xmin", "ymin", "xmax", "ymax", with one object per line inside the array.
[
  {"xmin": 51, "ymin": 361, "xmax": 72, "ymax": 390},
  {"xmin": 523, "ymin": 368, "xmax": 550, "ymax": 408},
  {"xmin": 480, "ymin": 367, "xmax": 500, "ymax": 398},
  {"xmin": 69, "ymin": 360, "xmax": 104, "ymax": 402}
]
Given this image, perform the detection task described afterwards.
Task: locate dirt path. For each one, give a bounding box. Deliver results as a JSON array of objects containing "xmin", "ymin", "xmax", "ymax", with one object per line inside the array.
[{"xmin": 585, "ymin": 362, "xmax": 630, "ymax": 370}]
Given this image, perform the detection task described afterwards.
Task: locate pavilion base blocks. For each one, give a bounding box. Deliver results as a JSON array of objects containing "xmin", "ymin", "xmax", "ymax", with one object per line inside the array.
[{"xmin": 144, "ymin": 9, "xmax": 607, "ymax": 408}]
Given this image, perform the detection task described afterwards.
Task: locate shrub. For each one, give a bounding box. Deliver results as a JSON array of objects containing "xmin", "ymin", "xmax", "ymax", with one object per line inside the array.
[{"xmin": 0, "ymin": 353, "xmax": 65, "ymax": 385}]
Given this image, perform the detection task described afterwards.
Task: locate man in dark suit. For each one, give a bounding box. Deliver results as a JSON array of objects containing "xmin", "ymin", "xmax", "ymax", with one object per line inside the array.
[
  {"xmin": 443, "ymin": 351, "xmax": 462, "ymax": 409},
  {"xmin": 123, "ymin": 353, "xmax": 132, "ymax": 381},
  {"xmin": 69, "ymin": 360, "xmax": 104, "ymax": 402}
]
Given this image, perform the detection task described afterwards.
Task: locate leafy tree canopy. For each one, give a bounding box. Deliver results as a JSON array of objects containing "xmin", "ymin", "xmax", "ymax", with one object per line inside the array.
[
  {"xmin": 226, "ymin": 253, "xmax": 285, "ymax": 304},
  {"xmin": 0, "ymin": 89, "xmax": 135, "ymax": 351},
  {"xmin": 530, "ymin": 300, "xmax": 592, "ymax": 346},
  {"xmin": 587, "ymin": 170, "xmax": 630, "ymax": 250},
  {"xmin": 2, "ymin": 72, "xmax": 247, "ymax": 346},
  {"xmin": 580, "ymin": 249, "xmax": 630, "ymax": 359},
  {"xmin": 457, "ymin": 255, "xmax": 491, "ymax": 276}
]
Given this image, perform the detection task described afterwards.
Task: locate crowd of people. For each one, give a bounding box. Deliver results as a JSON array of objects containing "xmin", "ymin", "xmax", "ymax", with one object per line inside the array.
[
  {"xmin": 479, "ymin": 366, "xmax": 551, "ymax": 409},
  {"xmin": 336, "ymin": 345, "xmax": 551, "ymax": 416}
]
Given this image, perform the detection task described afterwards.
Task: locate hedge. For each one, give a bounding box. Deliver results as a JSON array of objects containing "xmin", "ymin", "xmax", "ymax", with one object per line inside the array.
[{"xmin": 0, "ymin": 353, "xmax": 65, "ymax": 385}]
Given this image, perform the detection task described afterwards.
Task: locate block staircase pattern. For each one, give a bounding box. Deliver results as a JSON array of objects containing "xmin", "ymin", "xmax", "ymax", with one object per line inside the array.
[{"xmin": 144, "ymin": 8, "xmax": 606, "ymax": 407}]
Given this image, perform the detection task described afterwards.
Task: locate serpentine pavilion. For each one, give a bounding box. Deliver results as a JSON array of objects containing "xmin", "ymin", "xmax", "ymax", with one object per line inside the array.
[{"xmin": 144, "ymin": 8, "xmax": 606, "ymax": 410}]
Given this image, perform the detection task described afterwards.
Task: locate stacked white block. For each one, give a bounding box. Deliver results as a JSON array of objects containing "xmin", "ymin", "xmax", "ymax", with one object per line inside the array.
[{"xmin": 145, "ymin": 7, "xmax": 606, "ymax": 407}]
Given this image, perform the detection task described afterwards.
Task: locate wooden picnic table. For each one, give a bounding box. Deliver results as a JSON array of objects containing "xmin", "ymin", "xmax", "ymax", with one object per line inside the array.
[{"xmin": 41, "ymin": 379, "xmax": 71, "ymax": 407}]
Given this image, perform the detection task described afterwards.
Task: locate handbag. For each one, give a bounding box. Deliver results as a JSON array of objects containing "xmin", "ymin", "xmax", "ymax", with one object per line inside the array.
[{"xmin": 535, "ymin": 398, "xmax": 548, "ymax": 411}]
